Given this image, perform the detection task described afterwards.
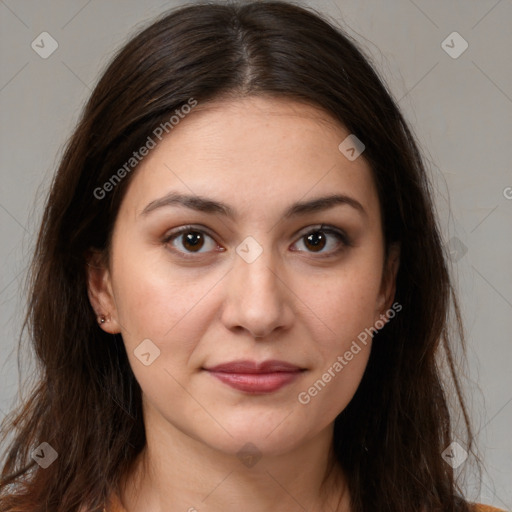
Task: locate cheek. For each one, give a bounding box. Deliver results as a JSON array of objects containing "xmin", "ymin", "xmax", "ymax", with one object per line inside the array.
[
  {"xmin": 297, "ymin": 282, "xmax": 374, "ymax": 419},
  {"xmin": 295, "ymin": 254, "xmax": 382, "ymax": 412},
  {"xmin": 111, "ymin": 242, "xmax": 207, "ymax": 341},
  {"xmin": 294, "ymin": 316, "xmax": 371, "ymax": 432},
  {"xmin": 110, "ymin": 245, "xmax": 228, "ymax": 390},
  {"xmin": 306, "ymin": 262, "xmax": 383, "ymax": 352},
  {"xmin": 111, "ymin": 261, "xmax": 210, "ymax": 407}
]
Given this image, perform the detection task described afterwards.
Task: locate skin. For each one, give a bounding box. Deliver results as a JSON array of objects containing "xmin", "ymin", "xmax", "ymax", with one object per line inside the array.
[{"xmin": 87, "ymin": 96, "xmax": 400, "ymax": 512}]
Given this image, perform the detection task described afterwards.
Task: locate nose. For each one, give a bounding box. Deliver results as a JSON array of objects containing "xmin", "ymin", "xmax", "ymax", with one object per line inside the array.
[{"xmin": 219, "ymin": 246, "xmax": 294, "ymax": 340}]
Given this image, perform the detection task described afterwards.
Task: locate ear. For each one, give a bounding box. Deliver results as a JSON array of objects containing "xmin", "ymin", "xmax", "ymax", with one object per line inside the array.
[
  {"xmin": 375, "ymin": 242, "xmax": 400, "ymax": 321},
  {"xmin": 85, "ymin": 249, "xmax": 121, "ymax": 334}
]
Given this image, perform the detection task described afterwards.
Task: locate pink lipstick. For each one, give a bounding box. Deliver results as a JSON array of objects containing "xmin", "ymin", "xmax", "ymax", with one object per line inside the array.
[{"xmin": 204, "ymin": 360, "xmax": 304, "ymax": 394}]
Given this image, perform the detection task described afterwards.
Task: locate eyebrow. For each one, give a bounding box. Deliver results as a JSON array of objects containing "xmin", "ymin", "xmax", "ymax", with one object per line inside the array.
[{"xmin": 140, "ymin": 191, "xmax": 367, "ymax": 219}]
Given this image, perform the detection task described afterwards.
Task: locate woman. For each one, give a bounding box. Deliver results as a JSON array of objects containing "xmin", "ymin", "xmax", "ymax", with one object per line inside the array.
[{"xmin": 0, "ymin": 1, "xmax": 503, "ymax": 511}]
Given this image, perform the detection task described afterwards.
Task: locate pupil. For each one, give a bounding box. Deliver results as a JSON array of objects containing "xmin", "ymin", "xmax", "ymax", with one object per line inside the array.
[
  {"xmin": 183, "ymin": 231, "xmax": 203, "ymax": 251},
  {"xmin": 305, "ymin": 232, "xmax": 326, "ymax": 252}
]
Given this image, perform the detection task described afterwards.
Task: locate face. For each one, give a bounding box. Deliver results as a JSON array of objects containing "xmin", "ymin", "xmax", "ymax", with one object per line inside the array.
[{"xmin": 87, "ymin": 96, "xmax": 399, "ymax": 457}]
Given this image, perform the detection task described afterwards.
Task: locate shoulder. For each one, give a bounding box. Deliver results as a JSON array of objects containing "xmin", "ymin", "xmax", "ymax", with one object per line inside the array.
[
  {"xmin": 103, "ymin": 500, "xmax": 507, "ymax": 512},
  {"xmin": 472, "ymin": 504, "xmax": 506, "ymax": 512},
  {"xmin": 106, "ymin": 491, "xmax": 126, "ymax": 512},
  {"xmin": 76, "ymin": 491, "xmax": 124, "ymax": 512}
]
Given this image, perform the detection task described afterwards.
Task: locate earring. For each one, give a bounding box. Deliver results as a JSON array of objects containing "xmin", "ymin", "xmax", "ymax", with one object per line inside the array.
[{"xmin": 98, "ymin": 314, "xmax": 108, "ymax": 324}]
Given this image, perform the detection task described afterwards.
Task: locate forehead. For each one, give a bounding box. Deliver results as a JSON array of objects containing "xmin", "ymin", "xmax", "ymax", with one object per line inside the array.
[{"xmin": 118, "ymin": 96, "xmax": 379, "ymax": 223}]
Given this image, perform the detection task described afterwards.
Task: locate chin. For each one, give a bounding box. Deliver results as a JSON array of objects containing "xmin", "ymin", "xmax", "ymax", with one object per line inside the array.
[{"xmin": 195, "ymin": 414, "xmax": 316, "ymax": 459}]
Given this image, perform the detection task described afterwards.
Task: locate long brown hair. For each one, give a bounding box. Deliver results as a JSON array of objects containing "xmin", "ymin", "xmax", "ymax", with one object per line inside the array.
[{"xmin": 0, "ymin": 1, "xmax": 478, "ymax": 510}]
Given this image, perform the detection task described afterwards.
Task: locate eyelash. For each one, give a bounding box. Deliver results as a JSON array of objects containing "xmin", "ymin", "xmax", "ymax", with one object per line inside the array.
[{"xmin": 162, "ymin": 224, "xmax": 351, "ymax": 260}]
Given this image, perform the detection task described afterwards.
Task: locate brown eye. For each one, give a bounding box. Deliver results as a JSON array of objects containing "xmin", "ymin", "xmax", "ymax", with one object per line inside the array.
[
  {"xmin": 163, "ymin": 226, "xmax": 219, "ymax": 258},
  {"xmin": 303, "ymin": 231, "xmax": 327, "ymax": 252},
  {"xmin": 292, "ymin": 227, "xmax": 349, "ymax": 256},
  {"xmin": 181, "ymin": 231, "xmax": 206, "ymax": 252}
]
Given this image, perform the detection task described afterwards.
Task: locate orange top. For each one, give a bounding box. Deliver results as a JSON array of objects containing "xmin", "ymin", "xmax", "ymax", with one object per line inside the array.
[{"xmin": 105, "ymin": 494, "xmax": 504, "ymax": 512}]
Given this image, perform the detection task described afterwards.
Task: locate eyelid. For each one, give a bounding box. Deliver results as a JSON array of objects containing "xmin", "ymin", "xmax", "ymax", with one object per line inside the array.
[{"xmin": 296, "ymin": 224, "xmax": 350, "ymax": 244}]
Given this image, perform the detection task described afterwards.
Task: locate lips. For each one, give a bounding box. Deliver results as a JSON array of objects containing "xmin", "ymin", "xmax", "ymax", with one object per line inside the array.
[
  {"xmin": 206, "ymin": 360, "xmax": 303, "ymax": 373},
  {"xmin": 204, "ymin": 360, "xmax": 305, "ymax": 393}
]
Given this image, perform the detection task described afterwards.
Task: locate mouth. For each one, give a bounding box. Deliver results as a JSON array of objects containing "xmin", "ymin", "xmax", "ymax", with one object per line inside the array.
[{"xmin": 203, "ymin": 360, "xmax": 306, "ymax": 394}]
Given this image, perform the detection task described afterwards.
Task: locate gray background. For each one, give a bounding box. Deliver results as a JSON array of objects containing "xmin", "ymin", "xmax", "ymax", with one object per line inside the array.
[{"xmin": 1, "ymin": 0, "xmax": 511, "ymax": 508}]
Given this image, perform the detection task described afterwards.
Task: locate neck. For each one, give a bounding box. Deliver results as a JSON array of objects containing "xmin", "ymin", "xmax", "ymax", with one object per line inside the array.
[{"xmin": 119, "ymin": 403, "xmax": 350, "ymax": 512}]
